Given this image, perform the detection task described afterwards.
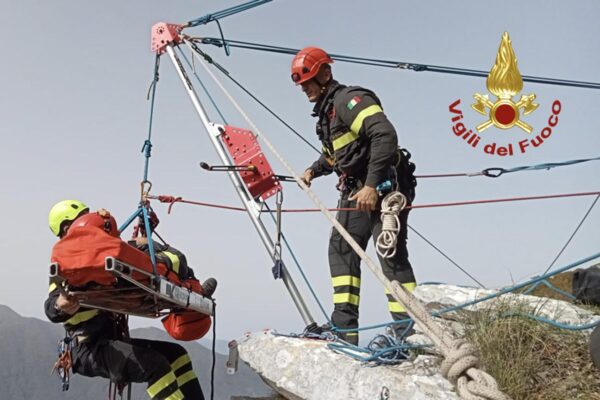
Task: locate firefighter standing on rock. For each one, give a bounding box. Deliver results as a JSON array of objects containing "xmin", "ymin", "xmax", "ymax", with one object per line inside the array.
[{"xmin": 292, "ymin": 47, "xmax": 418, "ymax": 345}]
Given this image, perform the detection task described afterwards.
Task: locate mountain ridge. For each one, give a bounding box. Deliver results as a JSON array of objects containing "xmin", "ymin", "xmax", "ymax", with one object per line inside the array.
[{"xmin": 0, "ymin": 304, "xmax": 274, "ymax": 400}]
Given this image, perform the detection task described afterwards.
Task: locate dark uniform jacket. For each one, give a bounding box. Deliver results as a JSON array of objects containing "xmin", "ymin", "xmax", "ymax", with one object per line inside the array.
[
  {"xmin": 309, "ymin": 80, "xmax": 399, "ymax": 188},
  {"xmin": 44, "ymin": 282, "xmax": 114, "ymax": 338}
]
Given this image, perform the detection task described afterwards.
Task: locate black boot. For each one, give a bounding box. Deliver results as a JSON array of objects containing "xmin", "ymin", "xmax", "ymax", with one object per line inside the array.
[
  {"xmin": 338, "ymin": 331, "xmax": 359, "ymax": 345},
  {"xmin": 318, "ymin": 323, "xmax": 359, "ymax": 345},
  {"xmin": 202, "ymin": 278, "xmax": 217, "ymax": 298},
  {"xmin": 389, "ymin": 313, "xmax": 415, "ymax": 341},
  {"xmin": 303, "ymin": 322, "xmax": 323, "ymax": 335}
]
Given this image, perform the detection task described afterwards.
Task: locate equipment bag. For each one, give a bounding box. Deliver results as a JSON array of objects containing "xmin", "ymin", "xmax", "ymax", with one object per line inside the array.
[
  {"xmin": 162, "ymin": 311, "xmax": 211, "ymax": 341},
  {"xmin": 162, "ymin": 277, "xmax": 211, "ymax": 341},
  {"xmin": 572, "ymin": 265, "xmax": 600, "ymax": 305}
]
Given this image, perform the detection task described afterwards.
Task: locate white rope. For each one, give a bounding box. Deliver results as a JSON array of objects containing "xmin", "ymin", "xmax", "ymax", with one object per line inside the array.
[
  {"xmin": 376, "ymin": 191, "xmax": 406, "ymax": 259},
  {"xmin": 186, "ymin": 41, "xmax": 511, "ymax": 400}
]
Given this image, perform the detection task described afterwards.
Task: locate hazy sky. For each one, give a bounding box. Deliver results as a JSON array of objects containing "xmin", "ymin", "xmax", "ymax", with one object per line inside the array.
[{"xmin": 1, "ymin": 0, "xmax": 599, "ymax": 342}]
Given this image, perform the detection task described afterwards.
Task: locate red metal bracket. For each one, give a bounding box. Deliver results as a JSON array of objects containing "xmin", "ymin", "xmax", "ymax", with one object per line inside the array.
[
  {"xmin": 220, "ymin": 126, "xmax": 282, "ymax": 201},
  {"xmin": 151, "ymin": 22, "xmax": 184, "ymax": 54}
]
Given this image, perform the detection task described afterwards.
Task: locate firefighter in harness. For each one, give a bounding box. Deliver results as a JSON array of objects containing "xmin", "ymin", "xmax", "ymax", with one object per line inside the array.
[
  {"xmin": 292, "ymin": 47, "xmax": 418, "ymax": 345},
  {"xmin": 44, "ymin": 199, "xmax": 213, "ymax": 400}
]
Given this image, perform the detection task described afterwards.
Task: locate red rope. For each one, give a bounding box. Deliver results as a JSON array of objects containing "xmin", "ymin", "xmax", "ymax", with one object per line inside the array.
[
  {"xmin": 152, "ymin": 195, "xmax": 247, "ymax": 213},
  {"xmin": 408, "ymin": 191, "xmax": 600, "ymax": 209},
  {"xmin": 148, "ymin": 191, "xmax": 600, "ymax": 214},
  {"xmin": 415, "ymin": 172, "xmax": 478, "ymax": 178}
]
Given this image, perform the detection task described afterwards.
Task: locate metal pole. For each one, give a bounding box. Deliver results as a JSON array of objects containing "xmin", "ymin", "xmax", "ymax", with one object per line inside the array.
[{"xmin": 164, "ymin": 45, "xmax": 315, "ymax": 326}]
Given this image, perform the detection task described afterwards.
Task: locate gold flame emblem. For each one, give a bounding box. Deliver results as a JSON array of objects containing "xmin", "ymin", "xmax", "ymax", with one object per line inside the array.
[{"xmin": 472, "ymin": 32, "xmax": 538, "ymax": 133}]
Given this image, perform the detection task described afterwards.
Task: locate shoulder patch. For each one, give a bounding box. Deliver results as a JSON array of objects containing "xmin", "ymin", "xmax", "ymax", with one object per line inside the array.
[{"xmin": 346, "ymin": 96, "xmax": 362, "ymax": 110}]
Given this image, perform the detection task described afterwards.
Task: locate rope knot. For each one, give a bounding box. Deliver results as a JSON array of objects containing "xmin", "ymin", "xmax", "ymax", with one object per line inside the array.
[
  {"xmin": 440, "ymin": 339, "xmax": 479, "ymax": 383},
  {"xmin": 440, "ymin": 339, "xmax": 511, "ymax": 400}
]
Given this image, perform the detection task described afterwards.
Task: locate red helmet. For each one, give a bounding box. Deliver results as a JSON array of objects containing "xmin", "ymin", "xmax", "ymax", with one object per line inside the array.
[
  {"xmin": 291, "ymin": 47, "xmax": 333, "ymax": 85},
  {"xmin": 70, "ymin": 212, "xmax": 120, "ymax": 238}
]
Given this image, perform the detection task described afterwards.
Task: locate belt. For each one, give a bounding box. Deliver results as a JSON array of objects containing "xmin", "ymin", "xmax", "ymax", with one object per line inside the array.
[{"xmin": 336, "ymin": 174, "xmax": 364, "ymax": 193}]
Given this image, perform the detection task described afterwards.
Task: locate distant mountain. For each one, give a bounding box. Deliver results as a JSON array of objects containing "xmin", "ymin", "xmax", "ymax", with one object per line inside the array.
[{"xmin": 0, "ymin": 305, "xmax": 276, "ymax": 400}]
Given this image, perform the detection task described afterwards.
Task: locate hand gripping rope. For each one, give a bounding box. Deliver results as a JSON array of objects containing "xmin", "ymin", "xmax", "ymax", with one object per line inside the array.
[
  {"xmin": 186, "ymin": 42, "xmax": 511, "ymax": 400},
  {"xmin": 376, "ymin": 191, "xmax": 407, "ymax": 259}
]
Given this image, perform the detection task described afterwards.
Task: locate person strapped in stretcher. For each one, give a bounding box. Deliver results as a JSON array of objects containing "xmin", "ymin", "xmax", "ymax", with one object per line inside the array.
[{"xmin": 45, "ymin": 199, "xmax": 216, "ymax": 400}]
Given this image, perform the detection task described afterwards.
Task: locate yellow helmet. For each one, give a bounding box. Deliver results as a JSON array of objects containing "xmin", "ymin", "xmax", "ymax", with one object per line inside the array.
[{"xmin": 48, "ymin": 199, "xmax": 89, "ymax": 237}]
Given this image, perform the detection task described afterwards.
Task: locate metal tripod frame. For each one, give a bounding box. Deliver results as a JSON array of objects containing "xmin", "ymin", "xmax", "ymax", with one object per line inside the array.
[{"xmin": 162, "ymin": 42, "xmax": 315, "ymax": 326}]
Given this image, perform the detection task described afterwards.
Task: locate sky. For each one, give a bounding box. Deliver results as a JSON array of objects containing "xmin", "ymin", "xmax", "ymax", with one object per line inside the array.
[{"xmin": 1, "ymin": 0, "xmax": 599, "ymax": 343}]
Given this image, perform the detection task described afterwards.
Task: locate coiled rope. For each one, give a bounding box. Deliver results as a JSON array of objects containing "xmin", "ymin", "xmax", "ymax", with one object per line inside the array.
[
  {"xmin": 376, "ymin": 191, "xmax": 407, "ymax": 259},
  {"xmin": 185, "ymin": 40, "xmax": 511, "ymax": 400}
]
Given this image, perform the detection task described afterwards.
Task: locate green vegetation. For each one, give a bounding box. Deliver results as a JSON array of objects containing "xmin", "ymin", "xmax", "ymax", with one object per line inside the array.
[{"xmin": 460, "ymin": 293, "xmax": 600, "ymax": 400}]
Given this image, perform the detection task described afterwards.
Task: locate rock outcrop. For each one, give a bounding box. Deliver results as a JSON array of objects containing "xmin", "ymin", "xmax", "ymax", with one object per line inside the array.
[
  {"xmin": 235, "ymin": 284, "xmax": 600, "ymax": 400},
  {"xmin": 236, "ymin": 330, "xmax": 458, "ymax": 400}
]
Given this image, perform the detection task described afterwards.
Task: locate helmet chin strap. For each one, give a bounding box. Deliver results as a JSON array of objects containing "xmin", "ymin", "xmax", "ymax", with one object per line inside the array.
[{"xmin": 314, "ymin": 77, "xmax": 332, "ymax": 100}]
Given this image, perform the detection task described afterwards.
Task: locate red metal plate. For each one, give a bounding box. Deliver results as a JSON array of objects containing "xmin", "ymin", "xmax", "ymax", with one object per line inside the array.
[
  {"xmin": 221, "ymin": 126, "xmax": 282, "ymax": 200},
  {"xmin": 151, "ymin": 22, "xmax": 184, "ymax": 54}
]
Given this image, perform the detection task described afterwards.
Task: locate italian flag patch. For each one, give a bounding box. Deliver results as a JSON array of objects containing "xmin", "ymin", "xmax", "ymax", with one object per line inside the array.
[{"xmin": 346, "ymin": 96, "xmax": 361, "ymax": 110}]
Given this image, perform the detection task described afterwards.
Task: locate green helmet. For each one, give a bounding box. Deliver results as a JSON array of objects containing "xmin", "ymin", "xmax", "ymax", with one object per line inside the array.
[{"xmin": 48, "ymin": 199, "xmax": 89, "ymax": 237}]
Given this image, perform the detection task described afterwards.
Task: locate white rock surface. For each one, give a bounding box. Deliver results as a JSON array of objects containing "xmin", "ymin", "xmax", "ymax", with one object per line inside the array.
[
  {"xmin": 413, "ymin": 284, "xmax": 599, "ymax": 326},
  {"xmin": 236, "ymin": 330, "xmax": 458, "ymax": 400},
  {"xmin": 235, "ymin": 284, "xmax": 599, "ymax": 400}
]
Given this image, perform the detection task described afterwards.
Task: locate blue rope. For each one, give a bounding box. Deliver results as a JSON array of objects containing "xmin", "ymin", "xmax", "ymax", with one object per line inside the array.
[
  {"xmin": 119, "ymin": 208, "xmax": 143, "ymax": 233},
  {"xmin": 142, "ymin": 55, "xmax": 160, "ymax": 183},
  {"xmin": 538, "ymin": 280, "xmax": 576, "ymax": 300},
  {"xmin": 327, "ymin": 336, "xmax": 427, "ymax": 364},
  {"xmin": 424, "ymin": 251, "xmax": 600, "ymax": 318},
  {"xmin": 263, "ymin": 202, "xmax": 331, "ymax": 323},
  {"xmin": 187, "ymin": 0, "xmax": 273, "ymax": 28},
  {"xmin": 501, "ymin": 312, "xmax": 600, "ymax": 331},
  {"xmin": 524, "ymin": 193, "xmax": 599, "ymax": 294},
  {"xmin": 118, "ymin": 205, "xmax": 159, "ymax": 276},
  {"xmin": 176, "ymin": 46, "xmax": 229, "ymax": 124},
  {"xmin": 199, "ymin": 38, "xmax": 600, "ymax": 90},
  {"xmin": 141, "ymin": 206, "xmax": 158, "ymax": 275},
  {"xmin": 482, "ymin": 156, "xmax": 600, "ymax": 178},
  {"xmin": 333, "ymin": 251, "xmax": 600, "ymax": 335},
  {"xmin": 520, "ymin": 278, "xmax": 576, "ymax": 300},
  {"xmin": 274, "ymin": 330, "xmax": 417, "ymax": 365}
]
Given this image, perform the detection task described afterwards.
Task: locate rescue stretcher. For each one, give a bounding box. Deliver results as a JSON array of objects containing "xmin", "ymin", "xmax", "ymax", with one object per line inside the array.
[{"xmin": 49, "ymin": 223, "xmax": 214, "ymax": 340}]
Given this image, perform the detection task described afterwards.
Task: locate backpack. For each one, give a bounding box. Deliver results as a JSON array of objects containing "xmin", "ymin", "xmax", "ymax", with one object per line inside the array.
[{"xmin": 572, "ymin": 265, "xmax": 600, "ymax": 305}]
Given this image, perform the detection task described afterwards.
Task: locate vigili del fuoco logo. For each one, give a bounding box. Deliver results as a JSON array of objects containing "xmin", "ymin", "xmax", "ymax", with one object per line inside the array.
[{"xmin": 448, "ymin": 32, "xmax": 562, "ymax": 157}]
